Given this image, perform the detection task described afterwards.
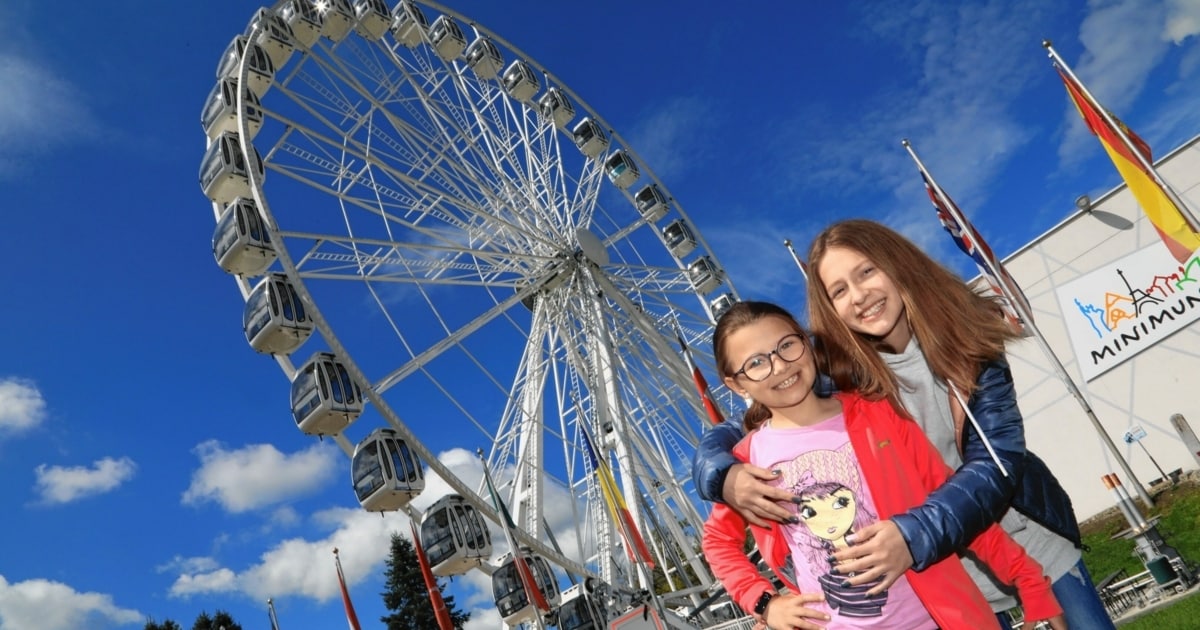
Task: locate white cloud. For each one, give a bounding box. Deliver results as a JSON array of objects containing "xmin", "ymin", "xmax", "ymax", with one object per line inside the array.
[
  {"xmin": 156, "ymin": 555, "xmax": 222, "ymax": 575},
  {"xmin": 182, "ymin": 441, "xmax": 340, "ymax": 513},
  {"xmin": 0, "ymin": 54, "xmax": 99, "ymax": 178},
  {"xmin": 626, "ymin": 97, "xmax": 716, "ymax": 181},
  {"xmin": 0, "ymin": 377, "xmax": 46, "ymax": 435},
  {"xmin": 463, "ymin": 604, "xmax": 504, "ymax": 630},
  {"xmin": 169, "ymin": 506, "xmax": 405, "ymax": 600},
  {"xmin": 0, "ymin": 575, "xmax": 141, "ymax": 630},
  {"xmin": 1057, "ymin": 0, "xmax": 1173, "ymax": 165},
  {"xmin": 1164, "ymin": 0, "xmax": 1200, "ymax": 43},
  {"xmin": 33, "ymin": 457, "xmax": 137, "ymax": 504},
  {"xmin": 767, "ymin": 0, "xmax": 1054, "ymax": 228}
]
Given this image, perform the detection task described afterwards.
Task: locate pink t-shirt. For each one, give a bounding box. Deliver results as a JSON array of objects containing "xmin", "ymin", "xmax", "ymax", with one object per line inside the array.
[{"xmin": 749, "ymin": 413, "xmax": 937, "ymax": 630}]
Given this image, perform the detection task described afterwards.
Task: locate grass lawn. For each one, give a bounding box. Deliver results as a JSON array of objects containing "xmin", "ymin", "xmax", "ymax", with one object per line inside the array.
[
  {"xmin": 1115, "ymin": 590, "xmax": 1200, "ymax": 629},
  {"xmin": 1078, "ymin": 473, "xmax": 1200, "ymax": 627}
]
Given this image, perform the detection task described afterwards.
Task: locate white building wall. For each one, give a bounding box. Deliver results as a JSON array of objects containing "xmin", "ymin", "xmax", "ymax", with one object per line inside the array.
[{"xmin": 1003, "ymin": 134, "xmax": 1200, "ymax": 520}]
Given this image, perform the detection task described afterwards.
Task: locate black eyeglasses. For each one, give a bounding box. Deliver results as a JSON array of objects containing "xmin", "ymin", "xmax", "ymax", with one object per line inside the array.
[{"xmin": 732, "ymin": 334, "xmax": 808, "ymax": 382}]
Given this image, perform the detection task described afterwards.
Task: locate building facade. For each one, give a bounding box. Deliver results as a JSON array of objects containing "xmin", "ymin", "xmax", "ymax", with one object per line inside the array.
[{"xmin": 1003, "ymin": 134, "xmax": 1200, "ymax": 520}]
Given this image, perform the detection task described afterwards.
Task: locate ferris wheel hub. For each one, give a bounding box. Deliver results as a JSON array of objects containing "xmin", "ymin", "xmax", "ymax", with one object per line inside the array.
[{"xmin": 575, "ymin": 228, "xmax": 610, "ymax": 265}]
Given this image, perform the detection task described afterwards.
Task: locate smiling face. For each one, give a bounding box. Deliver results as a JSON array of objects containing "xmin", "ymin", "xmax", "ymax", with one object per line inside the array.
[
  {"xmin": 720, "ymin": 315, "xmax": 817, "ymax": 415},
  {"xmin": 817, "ymin": 245, "xmax": 912, "ymax": 352}
]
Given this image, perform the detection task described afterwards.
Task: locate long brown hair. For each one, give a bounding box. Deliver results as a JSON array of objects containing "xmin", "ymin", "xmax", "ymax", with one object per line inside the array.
[
  {"xmin": 806, "ymin": 219, "xmax": 1016, "ymax": 408},
  {"xmin": 712, "ymin": 301, "xmax": 810, "ymax": 432}
]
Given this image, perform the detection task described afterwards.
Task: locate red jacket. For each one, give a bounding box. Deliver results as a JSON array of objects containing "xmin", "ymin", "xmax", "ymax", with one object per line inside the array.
[{"xmin": 701, "ymin": 393, "xmax": 1061, "ymax": 629}]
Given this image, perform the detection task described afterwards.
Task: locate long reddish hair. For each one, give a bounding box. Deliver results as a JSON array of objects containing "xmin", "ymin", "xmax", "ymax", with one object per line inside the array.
[{"xmin": 806, "ymin": 219, "xmax": 1016, "ymax": 408}]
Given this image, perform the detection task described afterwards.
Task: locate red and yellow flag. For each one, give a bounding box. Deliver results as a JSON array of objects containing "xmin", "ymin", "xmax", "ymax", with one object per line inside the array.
[
  {"xmin": 1059, "ymin": 69, "xmax": 1200, "ymax": 262},
  {"xmin": 581, "ymin": 425, "xmax": 655, "ymax": 569}
]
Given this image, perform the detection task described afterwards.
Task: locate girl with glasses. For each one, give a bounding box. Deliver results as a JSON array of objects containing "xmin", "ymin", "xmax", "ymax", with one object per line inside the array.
[
  {"xmin": 696, "ymin": 219, "xmax": 1108, "ymax": 629},
  {"xmin": 701, "ymin": 300, "xmax": 1063, "ymax": 630}
]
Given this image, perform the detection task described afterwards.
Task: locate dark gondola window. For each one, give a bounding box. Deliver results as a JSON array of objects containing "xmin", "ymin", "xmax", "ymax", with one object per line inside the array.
[{"xmin": 353, "ymin": 442, "xmax": 383, "ymax": 499}]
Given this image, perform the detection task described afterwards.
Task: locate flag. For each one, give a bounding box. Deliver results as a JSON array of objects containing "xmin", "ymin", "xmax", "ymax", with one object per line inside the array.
[
  {"xmin": 1058, "ymin": 68, "xmax": 1200, "ymax": 262},
  {"xmin": 921, "ymin": 171, "xmax": 1033, "ymax": 335},
  {"xmin": 333, "ymin": 549, "xmax": 362, "ymax": 630},
  {"xmin": 267, "ymin": 598, "xmax": 281, "ymax": 630},
  {"xmin": 478, "ymin": 451, "xmax": 552, "ymax": 613},
  {"xmin": 410, "ymin": 521, "xmax": 455, "ymax": 630},
  {"xmin": 580, "ymin": 424, "xmax": 656, "ymax": 569},
  {"xmin": 675, "ymin": 328, "xmax": 725, "ymax": 424}
]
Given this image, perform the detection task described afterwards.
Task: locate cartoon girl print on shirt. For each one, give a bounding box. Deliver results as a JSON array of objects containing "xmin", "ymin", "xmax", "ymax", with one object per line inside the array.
[{"xmin": 773, "ymin": 441, "xmax": 889, "ymax": 618}]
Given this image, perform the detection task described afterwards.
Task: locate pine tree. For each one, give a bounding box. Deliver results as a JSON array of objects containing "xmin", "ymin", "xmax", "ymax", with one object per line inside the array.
[
  {"xmin": 144, "ymin": 619, "xmax": 183, "ymax": 630},
  {"xmin": 191, "ymin": 609, "xmax": 243, "ymax": 630},
  {"xmin": 380, "ymin": 532, "xmax": 471, "ymax": 629}
]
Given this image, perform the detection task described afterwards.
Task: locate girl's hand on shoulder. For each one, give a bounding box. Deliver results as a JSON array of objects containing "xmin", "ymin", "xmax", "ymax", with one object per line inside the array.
[
  {"xmin": 829, "ymin": 520, "xmax": 913, "ymax": 593},
  {"xmin": 762, "ymin": 592, "xmax": 829, "ymax": 630},
  {"xmin": 723, "ymin": 463, "xmax": 797, "ymax": 527}
]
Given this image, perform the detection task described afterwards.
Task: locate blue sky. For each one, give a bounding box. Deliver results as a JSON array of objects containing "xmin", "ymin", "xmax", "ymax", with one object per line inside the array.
[{"xmin": 4, "ymin": 1, "xmax": 1200, "ymax": 629}]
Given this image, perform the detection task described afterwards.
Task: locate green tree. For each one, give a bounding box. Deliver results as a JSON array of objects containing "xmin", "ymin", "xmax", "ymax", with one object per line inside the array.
[
  {"xmin": 381, "ymin": 532, "xmax": 471, "ymax": 629},
  {"xmin": 144, "ymin": 619, "xmax": 183, "ymax": 630},
  {"xmin": 191, "ymin": 610, "xmax": 243, "ymax": 630}
]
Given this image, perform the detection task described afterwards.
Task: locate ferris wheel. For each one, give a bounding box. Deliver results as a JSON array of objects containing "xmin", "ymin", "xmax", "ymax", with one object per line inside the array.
[{"xmin": 201, "ymin": 0, "xmax": 742, "ymax": 624}]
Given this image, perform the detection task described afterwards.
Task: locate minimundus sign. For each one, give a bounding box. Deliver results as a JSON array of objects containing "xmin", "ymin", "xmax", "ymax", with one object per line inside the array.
[{"xmin": 1056, "ymin": 244, "xmax": 1200, "ymax": 380}]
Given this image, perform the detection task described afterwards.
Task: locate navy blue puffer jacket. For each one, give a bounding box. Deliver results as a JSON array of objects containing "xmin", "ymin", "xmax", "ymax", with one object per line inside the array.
[{"xmin": 691, "ymin": 357, "xmax": 1082, "ymax": 571}]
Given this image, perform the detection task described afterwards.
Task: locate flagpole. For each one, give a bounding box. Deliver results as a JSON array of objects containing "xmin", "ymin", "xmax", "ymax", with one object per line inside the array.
[
  {"xmin": 783, "ymin": 239, "xmax": 809, "ymax": 282},
  {"xmin": 267, "ymin": 598, "xmax": 281, "ymax": 630},
  {"xmin": 410, "ymin": 520, "xmax": 455, "ymax": 630},
  {"xmin": 578, "ymin": 421, "xmax": 673, "ymax": 623},
  {"xmin": 902, "ymin": 138, "xmax": 1154, "ymax": 507},
  {"xmin": 1044, "ymin": 40, "xmax": 1200, "ymax": 233},
  {"xmin": 333, "ymin": 548, "xmax": 363, "ymax": 630},
  {"xmin": 477, "ymin": 449, "xmax": 549, "ymax": 630}
]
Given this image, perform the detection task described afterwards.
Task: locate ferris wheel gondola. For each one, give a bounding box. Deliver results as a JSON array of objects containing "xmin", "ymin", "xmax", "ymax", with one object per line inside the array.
[
  {"xmin": 352, "ymin": 0, "xmax": 391, "ymax": 41},
  {"xmin": 277, "ymin": 0, "xmax": 324, "ymax": 48},
  {"xmin": 633, "ymin": 183, "xmax": 668, "ymax": 221},
  {"xmin": 242, "ymin": 273, "xmax": 314, "ymax": 354},
  {"xmin": 317, "ymin": 0, "xmax": 355, "ymax": 42},
  {"xmin": 215, "ymin": 36, "xmax": 274, "ymax": 98},
  {"xmin": 465, "ymin": 36, "xmax": 503, "ymax": 79},
  {"xmin": 199, "ymin": 131, "xmax": 265, "ymax": 207},
  {"xmin": 571, "ymin": 117, "xmax": 609, "ymax": 159},
  {"xmin": 420, "ymin": 494, "xmax": 492, "ymax": 576},
  {"xmin": 246, "ymin": 8, "xmax": 296, "ymax": 68},
  {"xmin": 390, "ymin": 1, "xmax": 428, "ymax": 47},
  {"xmin": 201, "ymin": 78, "xmax": 263, "ymax": 141},
  {"xmin": 351, "ymin": 428, "xmax": 425, "ymax": 511},
  {"xmin": 663, "ymin": 219, "xmax": 697, "ymax": 259},
  {"xmin": 686, "ymin": 256, "xmax": 724, "ymax": 294},
  {"xmin": 538, "ymin": 87, "xmax": 576, "ymax": 129},
  {"xmin": 501, "ymin": 59, "xmax": 539, "ymax": 102},
  {"xmin": 207, "ymin": 1, "xmax": 744, "ymax": 620},
  {"xmin": 604, "ymin": 150, "xmax": 639, "ymax": 189},
  {"xmin": 428, "ymin": 14, "xmax": 466, "ymax": 61},
  {"xmin": 493, "ymin": 550, "xmax": 561, "ymax": 627},
  {"xmin": 212, "ymin": 197, "xmax": 275, "ymax": 276},
  {"xmin": 290, "ymin": 351, "xmax": 364, "ymax": 436}
]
